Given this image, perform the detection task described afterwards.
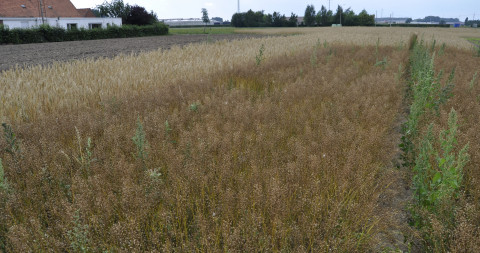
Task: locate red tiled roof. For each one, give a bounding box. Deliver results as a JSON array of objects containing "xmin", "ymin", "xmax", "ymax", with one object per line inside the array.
[
  {"xmin": 0, "ymin": 0, "xmax": 87, "ymax": 18},
  {"xmin": 77, "ymin": 8, "xmax": 96, "ymax": 18}
]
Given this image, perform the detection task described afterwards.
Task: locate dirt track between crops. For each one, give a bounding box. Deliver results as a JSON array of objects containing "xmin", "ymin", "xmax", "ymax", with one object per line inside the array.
[{"xmin": 0, "ymin": 34, "xmax": 264, "ymax": 72}]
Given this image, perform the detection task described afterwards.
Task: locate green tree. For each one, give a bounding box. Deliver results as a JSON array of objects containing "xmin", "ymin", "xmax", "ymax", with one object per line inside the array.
[
  {"xmin": 343, "ymin": 8, "xmax": 356, "ymax": 26},
  {"xmin": 288, "ymin": 13, "xmax": 298, "ymax": 27},
  {"xmin": 125, "ymin": 5, "xmax": 157, "ymax": 26},
  {"xmin": 231, "ymin": 12, "xmax": 245, "ymax": 27},
  {"xmin": 333, "ymin": 5, "xmax": 344, "ymax": 25},
  {"xmin": 254, "ymin": 10, "xmax": 266, "ymax": 26},
  {"xmin": 94, "ymin": 0, "xmax": 131, "ymax": 23},
  {"xmin": 406, "ymin": 18, "xmax": 413, "ymax": 24},
  {"xmin": 304, "ymin": 5, "xmax": 316, "ymax": 26},
  {"xmin": 264, "ymin": 13, "xmax": 273, "ymax": 27},
  {"xmin": 272, "ymin": 12, "xmax": 282, "ymax": 27},
  {"xmin": 245, "ymin": 9, "xmax": 257, "ymax": 27},
  {"xmin": 201, "ymin": 8, "xmax": 210, "ymax": 32},
  {"xmin": 357, "ymin": 9, "xmax": 375, "ymax": 26},
  {"xmin": 316, "ymin": 5, "xmax": 328, "ymax": 26}
]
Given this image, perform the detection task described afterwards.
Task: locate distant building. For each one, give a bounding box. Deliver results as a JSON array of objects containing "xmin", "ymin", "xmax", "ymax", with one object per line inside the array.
[
  {"xmin": 410, "ymin": 21, "xmax": 464, "ymax": 26},
  {"xmin": 161, "ymin": 18, "xmax": 231, "ymax": 26},
  {"xmin": 0, "ymin": 0, "xmax": 121, "ymax": 29},
  {"xmin": 410, "ymin": 21, "xmax": 439, "ymax": 24},
  {"xmin": 211, "ymin": 17, "xmax": 223, "ymax": 23},
  {"xmin": 296, "ymin": 17, "xmax": 304, "ymax": 26},
  {"xmin": 375, "ymin": 17, "xmax": 410, "ymax": 24},
  {"xmin": 161, "ymin": 18, "xmax": 212, "ymax": 26}
]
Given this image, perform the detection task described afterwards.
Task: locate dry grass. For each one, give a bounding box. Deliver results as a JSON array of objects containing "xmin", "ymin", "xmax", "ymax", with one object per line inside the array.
[
  {"xmin": 0, "ymin": 33, "xmax": 354, "ymax": 123},
  {"xmin": 1, "ymin": 28, "xmax": 477, "ymax": 124},
  {"xmin": 0, "ymin": 31, "xmax": 408, "ymax": 250},
  {"xmin": 237, "ymin": 27, "xmax": 480, "ymax": 49},
  {"xmin": 1, "ymin": 27, "xmax": 479, "ymax": 251}
]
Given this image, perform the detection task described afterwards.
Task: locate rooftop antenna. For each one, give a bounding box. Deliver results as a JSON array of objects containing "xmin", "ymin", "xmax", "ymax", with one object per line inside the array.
[{"xmin": 38, "ymin": 0, "xmax": 46, "ymax": 24}]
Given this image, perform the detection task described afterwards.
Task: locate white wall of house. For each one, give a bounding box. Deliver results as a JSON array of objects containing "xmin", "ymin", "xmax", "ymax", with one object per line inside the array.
[{"xmin": 0, "ymin": 17, "xmax": 122, "ymax": 29}]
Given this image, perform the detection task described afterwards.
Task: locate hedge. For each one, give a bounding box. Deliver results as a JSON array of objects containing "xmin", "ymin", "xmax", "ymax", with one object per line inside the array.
[
  {"xmin": 375, "ymin": 23, "xmax": 451, "ymax": 28},
  {"xmin": 0, "ymin": 23, "xmax": 169, "ymax": 44}
]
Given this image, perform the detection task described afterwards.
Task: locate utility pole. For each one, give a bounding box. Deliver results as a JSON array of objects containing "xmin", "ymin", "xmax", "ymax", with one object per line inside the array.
[
  {"xmin": 328, "ymin": 0, "xmax": 331, "ymax": 11},
  {"xmin": 375, "ymin": 11, "xmax": 377, "ymax": 27},
  {"xmin": 38, "ymin": 0, "xmax": 46, "ymax": 25},
  {"xmin": 237, "ymin": 0, "xmax": 240, "ymax": 13}
]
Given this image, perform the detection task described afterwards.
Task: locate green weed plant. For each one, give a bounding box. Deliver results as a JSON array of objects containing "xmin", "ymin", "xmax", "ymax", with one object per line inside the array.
[
  {"xmin": 0, "ymin": 159, "xmax": 8, "ymax": 192},
  {"xmin": 67, "ymin": 210, "xmax": 90, "ymax": 253},
  {"xmin": 469, "ymin": 72, "xmax": 478, "ymax": 89},
  {"xmin": 413, "ymin": 110, "xmax": 469, "ymax": 212},
  {"xmin": 255, "ymin": 44, "xmax": 265, "ymax": 66},
  {"xmin": 132, "ymin": 117, "xmax": 148, "ymax": 169},
  {"xmin": 400, "ymin": 40, "xmax": 455, "ymax": 166}
]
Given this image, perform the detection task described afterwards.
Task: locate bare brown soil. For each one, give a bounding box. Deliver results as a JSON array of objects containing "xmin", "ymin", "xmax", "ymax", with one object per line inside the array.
[{"xmin": 0, "ymin": 34, "xmax": 264, "ymax": 72}]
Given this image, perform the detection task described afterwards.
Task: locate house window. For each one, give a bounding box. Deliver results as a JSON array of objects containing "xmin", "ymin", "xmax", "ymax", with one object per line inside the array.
[
  {"xmin": 89, "ymin": 23, "xmax": 102, "ymax": 29},
  {"xmin": 67, "ymin": 23, "xmax": 78, "ymax": 30}
]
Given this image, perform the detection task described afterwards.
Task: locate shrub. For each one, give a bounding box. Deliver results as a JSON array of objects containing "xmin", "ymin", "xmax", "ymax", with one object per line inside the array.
[
  {"xmin": 39, "ymin": 25, "xmax": 66, "ymax": 42},
  {"xmin": 0, "ymin": 23, "xmax": 168, "ymax": 44}
]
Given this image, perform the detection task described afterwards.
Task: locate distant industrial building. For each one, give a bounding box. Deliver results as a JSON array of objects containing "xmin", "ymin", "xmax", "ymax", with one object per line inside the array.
[
  {"xmin": 375, "ymin": 17, "xmax": 410, "ymax": 24},
  {"xmin": 161, "ymin": 17, "xmax": 229, "ymax": 27},
  {"xmin": 211, "ymin": 17, "xmax": 223, "ymax": 25},
  {"xmin": 375, "ymin": 17, "xmax": 463, "ymax": 27}
]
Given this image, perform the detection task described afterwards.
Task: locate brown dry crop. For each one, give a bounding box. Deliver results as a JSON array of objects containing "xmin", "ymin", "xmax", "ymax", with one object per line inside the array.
[
  {"xmin": 237, "ymin": 27, "xmax": 479, "ymax": 49},
  {"xmin": 0, "ymin": 27, "xmax": 479, "ymax": 251},
  {"xmin": 0, "ymin": 34, "xmax": 407, "ymax": 251}
]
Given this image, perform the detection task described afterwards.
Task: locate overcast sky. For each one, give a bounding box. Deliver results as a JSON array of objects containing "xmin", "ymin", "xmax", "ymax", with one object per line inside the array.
[{"xmin": 71, "ymin": 0, "xmax": 478, "ymax": 21}]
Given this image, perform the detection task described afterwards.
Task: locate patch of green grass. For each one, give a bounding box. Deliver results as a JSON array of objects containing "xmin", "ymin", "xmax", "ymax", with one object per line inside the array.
[
  {"xmin": 469, "ymin": 38, "xmax": 480, "ymax": 56},
  {"xmin": 169, "ymin": 27, "xmax": 235, "ymax": 35},
  {"xmin": 466, "ymin": 37, "xmax": 480, "ymax": 47}
]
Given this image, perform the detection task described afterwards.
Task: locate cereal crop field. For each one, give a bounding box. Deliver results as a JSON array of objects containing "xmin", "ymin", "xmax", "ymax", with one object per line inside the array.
[{"xmin": 0, "ymin": 27, "xmax": 479, "ymax": 252}]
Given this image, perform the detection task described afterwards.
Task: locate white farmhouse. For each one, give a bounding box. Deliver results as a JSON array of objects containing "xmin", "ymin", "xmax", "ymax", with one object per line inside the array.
[{"xmin": 0, "ymin": 0, "xmax": 121, "ymax": 29}]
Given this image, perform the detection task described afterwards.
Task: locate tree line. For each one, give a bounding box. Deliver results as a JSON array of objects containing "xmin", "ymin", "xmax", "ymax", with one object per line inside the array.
[
  {"xmin": 231, "ymin": 10, "xmax": 298, "ymax": 27},
  {"xmin": 465, "ymin": 18, "xmax": 480, "ymax": 26},
  {"xmin": 303, "ymin": 5, "xmax": 374, "ymax": 26},
  {"xmin": 231, "ymin": 5, "xmax": 374, "ymax": 27}
]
